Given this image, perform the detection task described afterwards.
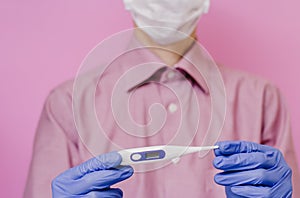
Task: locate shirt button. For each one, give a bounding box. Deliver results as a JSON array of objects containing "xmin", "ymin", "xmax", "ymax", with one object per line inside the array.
[
  {"xmin": 168, "ymin": 103, "xmax": 178, "ymax": 113},
  {"xmin": 167, "ymin": 71, "xmax": 176, "ymax": 80}
]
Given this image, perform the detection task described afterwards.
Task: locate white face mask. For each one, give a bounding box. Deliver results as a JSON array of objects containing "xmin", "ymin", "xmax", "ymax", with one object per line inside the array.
[{"xmin": 123, "ymin": 0, "xmax": 210, "ymax": 45}]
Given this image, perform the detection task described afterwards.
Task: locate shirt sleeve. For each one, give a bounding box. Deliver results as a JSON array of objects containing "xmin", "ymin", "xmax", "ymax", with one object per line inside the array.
[
  {"xmin": 261, "ymin": 84, "xmax": 300, "ymax": 197},
  {"xmin": 23, "ymin": 90, "xmax": 74, "ymax": 198}
]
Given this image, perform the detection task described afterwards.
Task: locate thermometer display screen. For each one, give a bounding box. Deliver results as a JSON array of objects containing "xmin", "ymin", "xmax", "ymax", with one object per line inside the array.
[
  {"xmin": 145, "ymin": 151, "xmax": 160, "ymax": 159},
  {"xmin": 129, "ymin": 150, "xmax": 166, "ymax": 162}
]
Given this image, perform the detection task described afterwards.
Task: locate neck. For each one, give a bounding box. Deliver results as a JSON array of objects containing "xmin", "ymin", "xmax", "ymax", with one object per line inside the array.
[{"xmin": 134, "ymin": 28, "xmax": 197, "ymax": 66}]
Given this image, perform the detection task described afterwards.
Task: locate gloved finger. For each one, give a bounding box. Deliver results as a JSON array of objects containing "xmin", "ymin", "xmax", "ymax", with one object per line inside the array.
[
  {"xmin": 225, "ymin": 186, "xmax": 244, "ymax": 198},
  {"xmin": 84, "ymin": 188, "xmax": 123, "ymax": 198},
  {"xmin": 230, "ymin": 186, "xmax": 273, "ymax": 197},
  {"xmin": 68, "ymin": 166, "xmax": 133, "ymax": 194},
  {"xmin": 214, "ymin": 168, "xmax": 281, "ymax": 187},
  {"xmin": 65, "ymin": 151, "xmax": 122, "ymax": 180},
  {"xmin": 213, "ymin": 151, "xmax": 278, "ymax": 171},
  {"xmin": 214, "ymin": 141, "xmax": 273, "ymax": 157}
]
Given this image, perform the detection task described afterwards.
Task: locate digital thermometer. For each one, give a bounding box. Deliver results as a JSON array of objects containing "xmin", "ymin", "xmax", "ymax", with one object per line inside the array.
[{"xmin": 118, "ymin": 145, "xmax": 219, "ymax": 165}]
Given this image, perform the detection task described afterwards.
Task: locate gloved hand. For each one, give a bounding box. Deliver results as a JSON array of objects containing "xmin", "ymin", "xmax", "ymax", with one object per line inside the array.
[
  {"xmin": 213, "ymin": 141, "xmax": 292, "ymax": 198},
  {"xmin": 51, "ymin": 151, "xmax": 134, "ymax": 198}
]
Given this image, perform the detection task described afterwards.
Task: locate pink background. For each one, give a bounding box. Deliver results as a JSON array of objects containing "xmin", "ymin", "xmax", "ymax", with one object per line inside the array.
[{"xmin": 1, "ymin": 0, "xmax": 299, "ymax": 197}]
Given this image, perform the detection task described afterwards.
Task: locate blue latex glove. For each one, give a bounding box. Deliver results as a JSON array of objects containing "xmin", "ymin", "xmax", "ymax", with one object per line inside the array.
[
  {"xmin": 213, "ymin": 141, "xmax": 292, "ymax": 198},
  {"xmin": 51, "ymin": 151, "xmax": 134, "ymax": 198}
]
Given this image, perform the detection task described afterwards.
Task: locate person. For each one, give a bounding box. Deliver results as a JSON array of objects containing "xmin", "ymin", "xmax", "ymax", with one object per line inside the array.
[{"xmin": 24, "ymin": 0, "xmax": 300, "ymax": 197}]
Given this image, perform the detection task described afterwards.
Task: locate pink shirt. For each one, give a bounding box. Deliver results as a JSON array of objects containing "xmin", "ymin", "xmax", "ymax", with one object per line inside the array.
[{"xmin": 24, "ymin": 37, "xmax": 300, "ymax": 197}]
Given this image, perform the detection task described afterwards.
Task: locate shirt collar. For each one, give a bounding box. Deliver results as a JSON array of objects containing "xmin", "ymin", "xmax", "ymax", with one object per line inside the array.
[
  {"xmin": 174, "ymin": 42, "xmax": 210, "ymax": 94},
  {"xmin": 125, "ymin": 34, "xmax": 212, "ymax": 94}
]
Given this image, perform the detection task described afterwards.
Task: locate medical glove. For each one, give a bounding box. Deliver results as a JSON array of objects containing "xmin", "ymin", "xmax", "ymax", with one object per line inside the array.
[
  {"xmin": 213, "ymin": 141, "xmax": 292, "ymax": 198},
  {"xmin": 51, "ymin": 151, "xmax": 134, "ymax": 198}
]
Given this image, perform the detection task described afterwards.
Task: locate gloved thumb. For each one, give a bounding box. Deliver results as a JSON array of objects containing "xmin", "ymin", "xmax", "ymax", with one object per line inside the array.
[{"xmin": 65, "ymin": 151, "xmax": 122, "ymax": 180}]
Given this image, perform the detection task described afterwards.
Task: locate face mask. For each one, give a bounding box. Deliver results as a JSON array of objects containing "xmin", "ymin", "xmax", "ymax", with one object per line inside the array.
[{"xmin": 123, "ymin": 0, "xmax": 210, "ymax": 45}]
